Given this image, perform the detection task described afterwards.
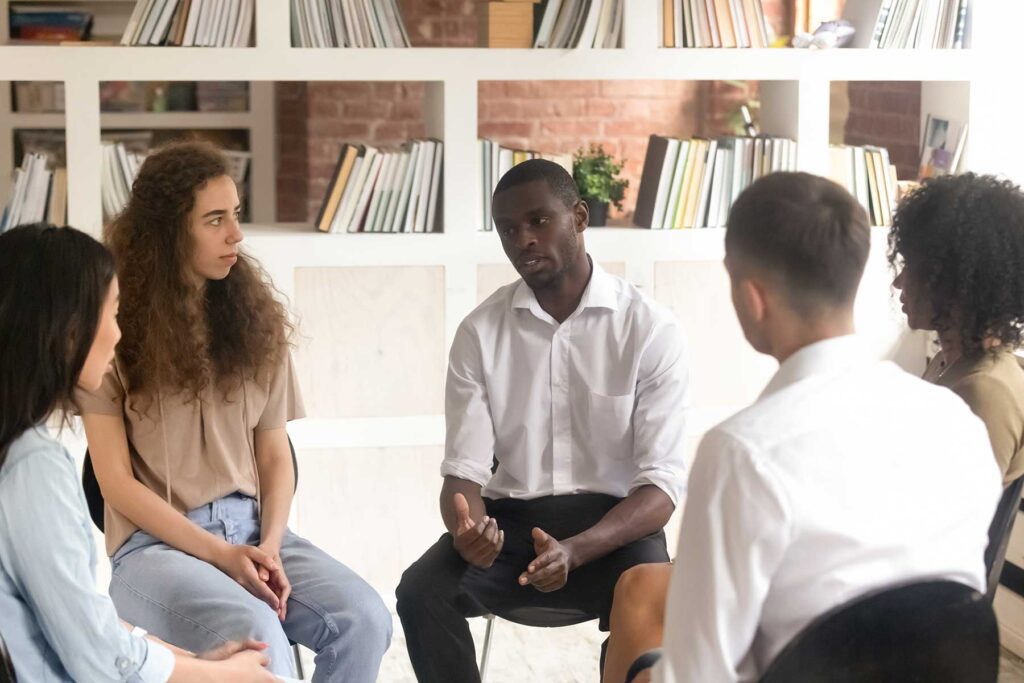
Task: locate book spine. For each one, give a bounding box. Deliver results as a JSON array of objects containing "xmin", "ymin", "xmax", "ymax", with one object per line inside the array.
[{"xmin": 953, "ymin": 0, "xmax": 968, "ymax": 49}]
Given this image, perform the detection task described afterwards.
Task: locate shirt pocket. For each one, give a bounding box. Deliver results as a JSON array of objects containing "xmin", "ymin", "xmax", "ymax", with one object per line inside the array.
[{"xmin": 586, "ymin": 390, "xmax": 635, "ymax": 461}]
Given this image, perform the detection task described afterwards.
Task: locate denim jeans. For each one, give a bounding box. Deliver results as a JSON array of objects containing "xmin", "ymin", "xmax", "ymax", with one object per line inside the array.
[{"xmin": 110, "ymin": 493, "xmax": 391, "ymax": 682}]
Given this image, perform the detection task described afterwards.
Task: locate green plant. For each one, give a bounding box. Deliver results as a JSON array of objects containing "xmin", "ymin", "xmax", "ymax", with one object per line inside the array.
[{"xmin": 573, "ymin": 144, "xmax": 628, "ymax": 211}]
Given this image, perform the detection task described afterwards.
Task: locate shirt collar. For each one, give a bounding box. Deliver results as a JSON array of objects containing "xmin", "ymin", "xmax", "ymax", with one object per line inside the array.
[
  {"xmin": 511, "ymin": 257, "xmax": 620, "ymax": 318},
  {"xmin": 760, "ymin": 334, "xmax": 867, "ymax": 399}
]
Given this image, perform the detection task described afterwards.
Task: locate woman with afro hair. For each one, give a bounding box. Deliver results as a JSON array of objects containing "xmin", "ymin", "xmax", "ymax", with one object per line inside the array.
[{"xmin": 891, "ymin": 172, "xmax": 1024, "ymax": 486}]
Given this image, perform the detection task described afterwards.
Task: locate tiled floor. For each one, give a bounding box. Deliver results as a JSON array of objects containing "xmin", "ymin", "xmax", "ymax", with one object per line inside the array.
[{"xmin": 1002, "ymin": 648, "xmax": 1024, "ymax": 682}]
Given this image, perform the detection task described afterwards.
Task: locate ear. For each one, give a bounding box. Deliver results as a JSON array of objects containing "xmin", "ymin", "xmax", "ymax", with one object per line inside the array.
[
  {"xmin": 574, "ymin": 199, "xmax": 589, "ymax": 233},
  {"xmin": 739, "ymin": 277, "xmax": 768, "ymax": 325}
]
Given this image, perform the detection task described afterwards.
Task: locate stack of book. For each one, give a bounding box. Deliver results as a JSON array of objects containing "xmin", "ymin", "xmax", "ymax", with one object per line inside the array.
[
  {"xmin": 661, "ymin": 0, "xmax": 770, "ymax": 48},
  {"xmin": 315, "ymin": 141, "xmax": 443, "ymax": 234},
  {"xmin": 9, "ymin": 7, "xmax": 93, "ymax": 42},
  {"xmin": 534, "ymin": 0, "xmax": 625, "ymax": 48},
  {"xmin": 828, "ymin": 145, "xmax": 898, "ymax": 227},
  {"xmin": 101, "ymin": 137, "xmax": 251, "ymax": 220},
  {"xmin": 858, "ymin": 0, "xmax": 970, "ymax": 49},
  {"xmin": 101, "ymin": 141, "xmax": 149, "ymax": 220},
  {"xmin": 120, "ymin": 0, "xmax": 255, "ymax": 47},
  {"xmin": 291, "ymin": 0, "xmax": 411, "ymax": 48},
  {"xmin": 1, "ymin": 154, "xmax": 67, "ymax": 232},
  {"xmin": 13, "ymin": 82, "xmax": 65, "ymax": 113},
  {"xmin": 634, "ymin": 134, "xmax": 797, "ymax": 229},
  {"xmin": 478, "ymin": 140, "xmax": 573, "ymax": 231}
]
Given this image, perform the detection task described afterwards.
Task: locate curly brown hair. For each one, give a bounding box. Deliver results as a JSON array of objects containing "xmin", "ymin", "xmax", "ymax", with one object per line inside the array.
[{"xmin": 106, "ymin": 140, "xmax": 291, "ymax": 402}]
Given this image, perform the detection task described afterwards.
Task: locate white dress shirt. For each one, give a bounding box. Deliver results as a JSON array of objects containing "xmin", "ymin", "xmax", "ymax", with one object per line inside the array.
[
  {"xmin": 442, "ymin": 259, "xmax": 690, "ymax": 504},
  {"xmin": 654, "ymin": 335, "xmax": 1002, "ymax": 683}
]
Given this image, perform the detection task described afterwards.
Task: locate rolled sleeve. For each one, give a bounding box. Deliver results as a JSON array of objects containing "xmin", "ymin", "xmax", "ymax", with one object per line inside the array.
[
  {"xmin": 0, "ymin": 446, "xmax": 172, "ymax": 683},
  {"xmin": 630, "ymin": 317, "xmax": 690, "ymax": 505},
  {"xmin": 442, "ymin": 322, "xmax": 496, "ymax": 486}
]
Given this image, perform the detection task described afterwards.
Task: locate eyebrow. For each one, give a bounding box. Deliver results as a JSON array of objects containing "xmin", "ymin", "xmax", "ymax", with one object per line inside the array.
[{"xmin": 201, "ymin": 204, "xmax": 242, "ymax": 219}]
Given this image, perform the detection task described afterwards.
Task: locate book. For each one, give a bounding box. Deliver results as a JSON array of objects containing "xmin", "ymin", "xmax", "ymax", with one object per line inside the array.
[
  {"xmin": 120, "ymin": 0, "xmax": 253, "ymax": 46},
  {"xmin": 634, "ymin": 134, "xmax": 798, "ymax": 229},
  {"xmin": 314, "ymin": 144, "xmax": 358, "ymax": 233},
  {"xmin": 852, "ymin": 0, "xmax": 971, "ymax": 49},
  {"xmin": 10, "ymin": 9, "xmax": 93, "ymax": 42},
  {"xmin": 828, "ymin": 143, "xmax": 899, "ymax": 226},
  {"xmin": 633, "ymin": 135, "xmax": 674, "ymax": 228},
  {"xmin": 292, "ymin": 0, "xmax": 411, "ymax": 47},
  {"xmin": 478, "ymin": 139, "xmax": 571, "ymax": 230}
]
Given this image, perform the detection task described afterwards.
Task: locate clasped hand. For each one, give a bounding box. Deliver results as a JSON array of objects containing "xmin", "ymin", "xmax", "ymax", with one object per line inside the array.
[
  {"xmin": 451, "ymin": 493, "xmax": 574, "ymax": 592},
  {"xmin": 213, "ymin": 542, "xmax": 291, "ymax": 621}
]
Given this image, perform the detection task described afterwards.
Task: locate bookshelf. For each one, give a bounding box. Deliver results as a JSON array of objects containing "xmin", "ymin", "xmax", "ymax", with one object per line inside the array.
[
  {"xmin": 3, "ymin": 0, "xmax": 1024, "ymax": 672},
  {"xmin": 0, "ymin": 80, "xmax": 277, "ymax": 222}
]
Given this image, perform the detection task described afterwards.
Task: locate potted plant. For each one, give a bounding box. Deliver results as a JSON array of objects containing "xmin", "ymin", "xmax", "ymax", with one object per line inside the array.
[{"xmin": 573, "ymin": 144, "xmax": 628, "ymax": 227}]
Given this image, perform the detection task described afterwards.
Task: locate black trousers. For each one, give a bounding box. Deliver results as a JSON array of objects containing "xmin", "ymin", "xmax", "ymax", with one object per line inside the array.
[{"xmin": 395, "ymin": 494, "xmax": 670, "ymax": 683}]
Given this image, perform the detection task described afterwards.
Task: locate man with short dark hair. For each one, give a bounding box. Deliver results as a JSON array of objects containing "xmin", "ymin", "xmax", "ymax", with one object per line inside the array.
[
  {"xmin": 647, "ymin": 172, "xmax": 1002, "ymax": 681},
  {"xmin": 395, "ymin": 159, "xmax": 690, "ymax": 682}
]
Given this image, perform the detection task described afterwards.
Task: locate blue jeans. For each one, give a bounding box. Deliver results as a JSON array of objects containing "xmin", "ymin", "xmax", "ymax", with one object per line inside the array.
[{"xmin": 109, "ymin": 493, "xmax": 391, "ymax": 682}]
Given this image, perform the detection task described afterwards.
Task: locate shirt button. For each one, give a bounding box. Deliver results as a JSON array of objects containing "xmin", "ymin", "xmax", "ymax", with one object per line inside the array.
[{"xmin": 116, "ymin": 656, "xmax": 131, "ymax": 672}]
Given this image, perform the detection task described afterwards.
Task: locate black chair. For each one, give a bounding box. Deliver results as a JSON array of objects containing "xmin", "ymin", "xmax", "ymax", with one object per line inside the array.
[
  {"xmin": 0, "ymin": 629, "xmax": 16, "ymax": 683},
  {"xmin": 626, "ymin": 580, "xmax": 998, "ymax": 683},
  {"xmin": 81, "ymin": 436, "xmax": 305, "ymax": 679},
  {"xmin": 479, "ymin": 607, "xmax": 601, "ymax": 682},
  {"xmin": 985, "ymin": 474, "xmax": 1024, "ymax": 601}
]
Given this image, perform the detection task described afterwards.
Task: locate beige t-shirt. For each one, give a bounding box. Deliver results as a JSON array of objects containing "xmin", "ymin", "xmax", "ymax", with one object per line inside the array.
[
  {"xmin": 76, "ymin": 352, "xmax": 306, "ymax": 555},
  {"xmin": 926, "ymin": 349, "xmax": 1024, "ymax": 486}
]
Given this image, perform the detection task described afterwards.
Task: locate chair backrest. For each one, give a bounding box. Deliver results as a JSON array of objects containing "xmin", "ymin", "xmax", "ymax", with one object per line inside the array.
[
  {"xmin": 985, "ymin": 474, "xmax": 1024, "ymax": 601},
  {"xmin": 758, "ymin": 580, "xmax": 998, "ymax": 683},
  {"xmin": 82, "ymin": 436, "xmax": 299, "ymax": 532},
  {"xmin": 0, "ymin": 629, "xmax": 16, "ymax": 683}
]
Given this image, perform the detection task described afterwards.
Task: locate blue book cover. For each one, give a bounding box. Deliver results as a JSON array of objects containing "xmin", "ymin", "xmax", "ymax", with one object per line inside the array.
[{"xmin": 10, "ymin": 11, "xmax": 91, "ymax": 28}]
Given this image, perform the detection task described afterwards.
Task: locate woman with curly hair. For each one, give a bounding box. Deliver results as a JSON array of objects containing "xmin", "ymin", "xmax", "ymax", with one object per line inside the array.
[
  {"xmin": 890, "ymin": 172, "xmax": 1024, "ymax": 485},
  {"xmin": 77, "ymin": 141, "xmax": 391, "ymax": 682}
]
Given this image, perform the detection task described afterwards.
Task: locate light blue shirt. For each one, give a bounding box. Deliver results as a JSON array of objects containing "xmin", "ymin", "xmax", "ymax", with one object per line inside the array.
[{"xmin": 0, "ymin": 426, "xmax": 174, "ymax": 682}]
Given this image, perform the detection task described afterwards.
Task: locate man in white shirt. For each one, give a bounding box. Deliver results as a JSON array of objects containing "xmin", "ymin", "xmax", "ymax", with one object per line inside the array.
[
  {"xmin": 395, "ymin": 159, "xmax": 690, "ymax": 682},
  {"xmin": 647, "ymin": 172, "xmax": 1002, "ymax": 682}
]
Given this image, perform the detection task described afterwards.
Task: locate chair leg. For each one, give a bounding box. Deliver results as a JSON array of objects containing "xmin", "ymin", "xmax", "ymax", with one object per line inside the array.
[
  {"xmin": 293, "ymin": 643, "xmax": 305, "ymax": 680},
  {"xmin": 479, "ymin": 614, "xmax": 496, "ymax": 683}
]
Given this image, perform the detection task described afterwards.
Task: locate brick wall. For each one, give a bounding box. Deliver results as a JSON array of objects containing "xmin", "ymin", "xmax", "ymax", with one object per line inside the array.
[
  {"xmin": 275, "ymin": 0, "xmax": 922, "ymax": 223},
  {"xmin": 844, "ymin": 81, "xmax": 922, "ymax": 180}
]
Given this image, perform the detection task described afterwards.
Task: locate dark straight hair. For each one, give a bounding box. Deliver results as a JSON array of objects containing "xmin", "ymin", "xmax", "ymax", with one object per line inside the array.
[
  {"xmin": 0, "ymin": 223, "xmax": 115, "ymax": 467},
  {"xmin": 726, "ymin": 172, "xmax": 871, "ymax": 315}
]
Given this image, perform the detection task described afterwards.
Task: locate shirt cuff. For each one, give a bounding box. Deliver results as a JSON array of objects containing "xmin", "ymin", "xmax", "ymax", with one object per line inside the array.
[
  {"xmin": 630, "ymin": 467, "xmax": 686, "ymax": 507},
  {"xmin": 135, "ymin": 640, "xmax": 175, "ymax": 683},
  {"xmin": 440, "ymin": 459, "xmax": 492, "ymax": 488}
]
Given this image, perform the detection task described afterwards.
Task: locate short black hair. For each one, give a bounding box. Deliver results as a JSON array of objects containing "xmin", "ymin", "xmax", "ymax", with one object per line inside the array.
[
  {"xmin": 493, "ymin": 158, "xmax": 581, "ymax": 209},
  {"xmin": 888, "ymin": 173, "xmax": 1024, "ymax": 354},
  {"xmin": 0, "ymin": 223, "xmax": 115, "ymax": 467},
  {"xmin": 726, "ymin": 172, "xmax": 870, "ymax": 314}
]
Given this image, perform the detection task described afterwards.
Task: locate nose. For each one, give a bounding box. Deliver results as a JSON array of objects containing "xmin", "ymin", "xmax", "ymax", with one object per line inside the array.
[
  {"xmin": 892, "ymin": 270, "xmax": 904, "ymax": 290},
  {"xmin": 227, "ymin": 215, "xmax": 244, "ymax": 245},
  {"xmin": 516, "ymin": 225, "xmax": 538, "ymax": 252}
]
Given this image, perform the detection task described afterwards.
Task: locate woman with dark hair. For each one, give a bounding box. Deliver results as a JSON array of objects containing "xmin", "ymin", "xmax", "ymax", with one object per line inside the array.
[
  {"xmin": 77, "ymin": 141, "xmax": 390, "ymax": 682},
  {"xmin": 0, "ymin": 223, "xmax": 276, "ymax": 681},
  {"xmin": 890, "ymin": 172, "xmax": 1024, "ymax": 485}
]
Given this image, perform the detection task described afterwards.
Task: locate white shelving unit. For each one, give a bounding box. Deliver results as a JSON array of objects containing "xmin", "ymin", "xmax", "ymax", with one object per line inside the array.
[
  {"xmin": 0, "ymin": 0, "xmax": 276, "ymax": 221},
  {"xmin": 4, "ymin": 1, "xmax": 1024, "ymax": 673}
]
